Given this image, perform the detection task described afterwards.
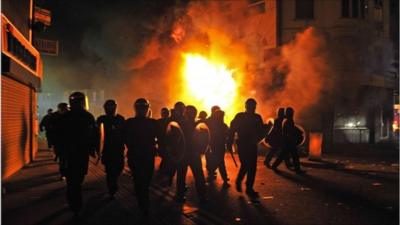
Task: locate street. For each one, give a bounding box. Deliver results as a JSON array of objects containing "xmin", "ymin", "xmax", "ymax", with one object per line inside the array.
[{"xmin": 2, "ymin": 149, "xmax": 398, "ymax": 225}]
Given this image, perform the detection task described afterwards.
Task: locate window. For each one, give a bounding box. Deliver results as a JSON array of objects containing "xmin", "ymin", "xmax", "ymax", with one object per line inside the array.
[
  {"xmin": 342, "ymin": 0, "xmax": 350, "ymax": 17},
  {"xmin": 295, "ymin": 0, "xmax": 314, "ymax": 20},
  {"xmin": 352, "ymin": 0, "xmax": 359, "ymax": 18}
]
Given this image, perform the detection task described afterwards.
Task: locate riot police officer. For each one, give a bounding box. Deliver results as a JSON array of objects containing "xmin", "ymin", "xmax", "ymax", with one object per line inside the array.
[
  {"xmin": 207, "ymin": 109, "xmax": 230, "ymax": 187},
  {"xmin": 198, "ymin": 111, "xmax": 208, "ymax": 123},
  {"xmin": 40, "ymin": 108, "xmax": 54, "ymax": 150},
  {"xmin": 124, "ymin": 98, "xmax": 160, "ymax": 215},
  {"xmin": 156, "ymin": 107, "xmax": 171, "ymax": 179},
  {"xmin": 97, "ymin": 100, "xmax": 125, "ymax": 198},
  {"xmin": 176, "ymin": 105, "xmax": 207, "ymax": 203},
  {"xmin": 264, "ymin": 108, "xmax": 293, "ymax": 169},
  {"xmin": 60, "ymin": 92, "xmax": 98, "ymax": 216},
  {"xmin": 205, "ymin": 105, "xmax": 221, "ymax": 181},
  {"xmin": 272, "ymin": 107, "xmax": 305, "ymax": 174},
  {"xmin": 227, "ymin": 98, "xmax": 265, "ymax": 198},
  {"xmin": 52, "ymin": 102, "xmax": 69, "ymax": 179}
]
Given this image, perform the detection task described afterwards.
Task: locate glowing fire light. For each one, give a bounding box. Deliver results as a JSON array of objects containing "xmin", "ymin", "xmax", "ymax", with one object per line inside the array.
[{"xmin": 181, "ymin": 53, "xmax": 239, "ymax": 122}]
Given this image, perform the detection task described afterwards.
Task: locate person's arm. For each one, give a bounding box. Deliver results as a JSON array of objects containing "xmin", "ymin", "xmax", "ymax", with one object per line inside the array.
[
  {"xmin": 227, "ymin": 115, "xmax": 238, "ymax": 151},
  {"xmin": 39, "ymin": 116, "xmax": 46, "ymax": 132},
  {"xmin": 89, "ymin": 114, "xmax": 99, "ymax": 157},
  {"xmin": 255, "ymin": 114, "xmax": 266, "ymax": 143}
]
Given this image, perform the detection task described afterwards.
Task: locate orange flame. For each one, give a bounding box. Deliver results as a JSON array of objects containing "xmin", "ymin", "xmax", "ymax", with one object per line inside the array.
[{"xmin": 180, "ymin": 53, "xmax": 240, "ymax": 122}]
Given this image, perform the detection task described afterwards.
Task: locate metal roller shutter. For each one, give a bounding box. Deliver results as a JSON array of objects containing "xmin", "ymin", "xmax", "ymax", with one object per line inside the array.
[{"xmin": 1, "ymin": 75, "xmax": 33, "ymax": 178}]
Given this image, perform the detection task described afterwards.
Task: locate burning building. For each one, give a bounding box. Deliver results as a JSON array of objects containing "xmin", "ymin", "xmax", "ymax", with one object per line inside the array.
[
  {"xmin": 183, "ymin": 0, "xmax": 398, "ymax": 150},
  {"xmin": 1, "ymin": 0, "xmax": 43, "ymax": 178},
  {"xmin": 129, "ymin": 0, "xmax": 397, "ymax": 150}
]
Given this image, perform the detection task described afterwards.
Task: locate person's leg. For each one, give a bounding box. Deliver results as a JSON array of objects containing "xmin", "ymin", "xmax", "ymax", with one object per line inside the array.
[
  {"xmin": 245, "ymin": 147, "xmax": 258, "ymax": 193},
  {"xmin": 66, "ymin": 173, "xmax": 85, "ymax": 214},
  {"xmin": 105, "ymin": 163, "xmax": 119, "ymax": 196},
  {"xmin": 141, "ymin": 156, "xmax": 155, "ymax": 214},
  {"xmin": 264, "ymin": 147, "xmax": 277, "ymax": 166},
  {"xmin": 284, "ymin": 153, "xmax": 294, "ymax": 170},
  {"xmin": 290, "ymin": 146, "xmax": 304, "ymax": 173},
  {"xmin": 216, "ymin": 150, "xmax": 229, "ymax": 182},
  {"xmin": 205, "ymin": 151, "xmax": 216, "ymax": 180},
  {"xmin": 236, "ymin": 149, "xmax": 247, "ymax": 192},
  {"xmin": 189, "ymin": 155, "xmax": 207, "ymax": 200},
  {"xmin": 176, "ymin": 159, "xmax": 188, "ymax": 200},
  {"xmin": 271, "ymin": 148, "xmax": 289, "ymax": 169}
]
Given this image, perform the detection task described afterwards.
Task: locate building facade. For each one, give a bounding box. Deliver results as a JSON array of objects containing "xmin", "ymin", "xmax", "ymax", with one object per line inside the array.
[
  {"xmin": 278, "ymin": 0, "xmax": 398, "ymax": 148},
  {"xmin": 2, "ymin": 0, "xmax": 43, "ymax": 178},
  {"xmin": 224, "ymin": 0, "xmax": 398, "ymax": 149}
]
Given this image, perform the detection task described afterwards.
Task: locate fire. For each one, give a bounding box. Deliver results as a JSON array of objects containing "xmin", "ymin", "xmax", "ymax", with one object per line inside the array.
[{"xmin": 180, "ymin": 53, "xmax": 239, "ymax": 122}]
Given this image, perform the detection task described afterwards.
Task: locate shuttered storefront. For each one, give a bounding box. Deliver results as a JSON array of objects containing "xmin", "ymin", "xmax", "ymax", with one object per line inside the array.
[{"xmin": 1, "ymin": 75, "xmax": 37, "ymax": 178}]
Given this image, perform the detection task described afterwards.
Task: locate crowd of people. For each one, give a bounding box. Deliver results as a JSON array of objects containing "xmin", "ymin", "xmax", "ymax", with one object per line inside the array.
[{"xmin": 40, "ymin": 91, "xmax": 305, "ymax": 218}]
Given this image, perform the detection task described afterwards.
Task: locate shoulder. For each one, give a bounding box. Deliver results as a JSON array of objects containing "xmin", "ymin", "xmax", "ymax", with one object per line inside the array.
[
  {"xmin": 116, "ymin": 114, "xmax": 125, "ymax": 120},
  {"xmin": 255, "ymin": 113, "xmax": 263, "ymax": 121},
  {"xmin": 86, "ymin": 111, "xmax": 96, "ymax": 121},
  {"xmin": 234, "ymin": 112, "xmax": 245, "ymax": 120},
  {"xmin": 97, "ymin": 115, "xmax": 106, "ymax": 121},
  {"xmin": 125, "ymin": 117, "xmax": 135, "ymax": 123},
  {"xmin": 148, "ymin": 118, "xmax": 158, "ymax": 124}
]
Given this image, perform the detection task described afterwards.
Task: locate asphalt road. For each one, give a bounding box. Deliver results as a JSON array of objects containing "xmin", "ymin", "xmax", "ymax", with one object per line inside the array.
[{"xmin": 2, "ymin": 150, "xmax": 399, "ymax": 225}]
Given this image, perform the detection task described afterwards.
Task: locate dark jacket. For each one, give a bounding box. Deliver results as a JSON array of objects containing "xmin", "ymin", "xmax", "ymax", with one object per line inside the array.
[
  {"xmin": 228, "ymin": 112, "xmax": 265, "ymax": 147},
  {"xmin": 207, "ymin": 117, "xmax": 228, "ymax": 153},
  {"xmin": 59, "ymin": 109, "xmax": 98, "ymax": 175},
  {"xmin": 97, "ymin": 114, "xmax": 125, "ymax": 162},
  {"xmin": 124, "ymin": 117, "xmax": 160, "ymax": 159},
  {"xmin": 266, "ymin": 117, "xmax": 284, "ymax": 148}
]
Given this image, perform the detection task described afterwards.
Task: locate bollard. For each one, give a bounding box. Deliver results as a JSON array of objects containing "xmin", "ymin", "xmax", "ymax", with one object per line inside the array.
[{"xmin": 309, "ymin": 132, "xmax": 323, "ymax": 161}]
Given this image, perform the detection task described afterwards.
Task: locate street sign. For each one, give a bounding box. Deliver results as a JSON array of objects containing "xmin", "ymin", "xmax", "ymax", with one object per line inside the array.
[
  {"xmin": 34, "ymin": 38, "xmax": 58, "ymax": 56},
  {"xmin": 34, "ymin": 7, "xmax": 51, "ymax": 26}
]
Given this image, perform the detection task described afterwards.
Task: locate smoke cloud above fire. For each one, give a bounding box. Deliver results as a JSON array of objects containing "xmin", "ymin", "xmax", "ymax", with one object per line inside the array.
[
  {"xmin": 121, "ymin": 1, "xmax": 332, "ymax": 122},
  {"xmin": 40, "ymin": 1, "xmax": 338, "ymax": 127}
]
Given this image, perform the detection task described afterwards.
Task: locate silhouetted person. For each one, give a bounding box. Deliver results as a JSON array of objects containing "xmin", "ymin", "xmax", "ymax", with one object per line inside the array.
[
  {"xmin": 124, "ymin": 98, "xmax": 160, "ymax": 215},
  {"xmin": 97, "ymin": 100, "xmax": 125, "ymax": 198},
  {"xmin": 157, "ymin": 107, "xmax": 171, "ymax": 178},
  {"xmin": 176, "ymin": 105, "xmax": 207, "ymax": 203},
  {"xmin": 207, "ymin": 109, "xmax": 230, "ymax": 187},
  {"xmin": 165, "ymin": 102, "xmax": 186, "ymax": 185},
  {"xmin": 272, "ymin": 107, "xmax": 305, "ymax": 174},
  {"xmin": 264, "ymin": 108, "xmax": 293, "ymax": 169},
  {"xmin": 205, "ymin": 105, "xmax": 221, "ymax": 180},
  {"xmin": 59, "ymin": 92, "xmax": 98, "ymax": 217},
  {"xmin": 228, "ymin": 98, "xmax": 265, "ymax": 198},
  {"xmin": 198, "ymin": 111, "xmax": 208, "ymax": 123},
  {"xmin": 52, "ymin": 103, "xmax": 69, "ymax": 179},
  {"xmin": 40, "ymin": 108, "xmax": 54, "ymax": 149}
]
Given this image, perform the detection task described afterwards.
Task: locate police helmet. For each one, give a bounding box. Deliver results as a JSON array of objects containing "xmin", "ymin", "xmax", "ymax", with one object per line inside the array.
[
  {"xmin": 134, "ymin": 98, "xmax": 150, "ymax": 109},
  {"xmin": 69, "ymin": 92, "xmax": 86, "ymax": 108}
]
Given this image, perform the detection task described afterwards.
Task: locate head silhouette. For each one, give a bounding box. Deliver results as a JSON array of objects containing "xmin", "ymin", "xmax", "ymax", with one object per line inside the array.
[
  {"xmin": 134, "ymin": 98, "xmax": 150, "ymax": 117},
  {"xmin": 198, "ymin": 111, "xmax": 207, "ymax": 121},
  {"xmin": 69, "ymin": 92, "xmax": 86, "ymax": 110},
  {"xmin": 104, "ymin": 99, "xmax": 117, "ymax": 116},
  {"xmin": 47, "ymin": 108, "xmax": 53, "ymax": 114},
  {"xmin": 185, "ymin": 105, "xmax": 197, "ymax": 122},
  {"xmin": 285, "ymin": 107, "xmax": 294, "ymax": 119},
  {"xmin": 161, "ymin": 107, "xmax": 170, "ymax": 118},
  {"xmin": 214, "ymin": 109, "xmax": 225, "ymax": 123},
  {"xmin": 245, "ymin": 98, "xmax": 257, "ymax": 113},
  {"xmin": 211, "ymin": 105, "xmax": 221, "ymax": 114},
  {"xmin": 174, "ymin": 101, "xmax": 185, "ymax": 117},
  {"xmin": 57, "ymin": 103, "xmax": 68, "ymax": 114},
  {"xmin": 277, "ymin": 108, "xmax": 285, "ymax": 119}
]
